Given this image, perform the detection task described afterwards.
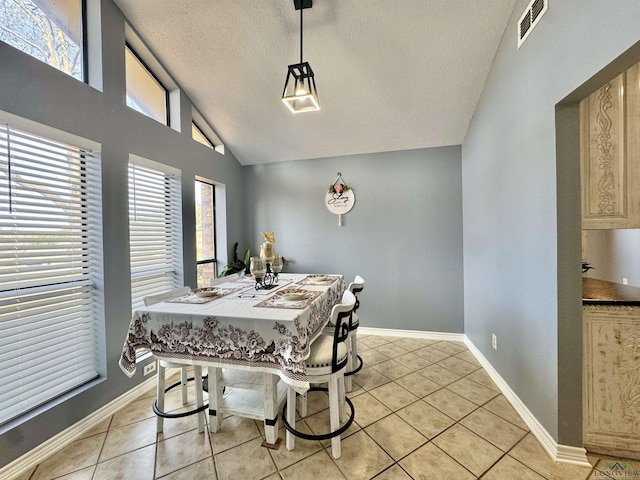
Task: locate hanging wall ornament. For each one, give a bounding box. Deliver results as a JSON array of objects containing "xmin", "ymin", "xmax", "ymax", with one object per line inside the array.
[{"xmin": 325, "ymin": 172, "xmax": 355, "ymax": 226}]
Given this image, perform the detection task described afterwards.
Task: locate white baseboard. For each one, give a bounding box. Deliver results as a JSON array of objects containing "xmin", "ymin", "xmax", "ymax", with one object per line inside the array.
[
  {"xmin": 362, "ymin": 327, "xmax": 590, "ymax": 467},
  {"xmin": 0, "ymin": 375, "xmax": 159, "ymax": 480}
]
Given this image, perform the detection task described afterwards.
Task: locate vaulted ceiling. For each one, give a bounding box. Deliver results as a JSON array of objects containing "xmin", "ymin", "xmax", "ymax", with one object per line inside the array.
[{"xmin": 112, "ymin": 0, "xmax": 517, "ymax": 165}]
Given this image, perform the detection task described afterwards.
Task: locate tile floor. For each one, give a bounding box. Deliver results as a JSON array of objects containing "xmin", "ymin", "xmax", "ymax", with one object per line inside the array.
[{"xmin": 14, "ymin": 335, "xmax": 640, "ymax": 480}]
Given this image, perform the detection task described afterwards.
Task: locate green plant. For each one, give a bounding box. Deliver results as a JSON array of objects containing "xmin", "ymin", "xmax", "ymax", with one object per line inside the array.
[{"xmin": 220, "ymin": 242, "xmax": 250, "ymax": 276}]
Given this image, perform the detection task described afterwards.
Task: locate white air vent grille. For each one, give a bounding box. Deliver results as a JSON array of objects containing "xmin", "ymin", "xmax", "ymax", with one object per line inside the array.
[{"xmin": 518, "ymin": 0, "xmax": 548, "ymax": 48}]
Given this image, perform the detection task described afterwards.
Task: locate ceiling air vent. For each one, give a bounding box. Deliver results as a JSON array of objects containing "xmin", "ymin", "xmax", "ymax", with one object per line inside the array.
[{"xmin": 518, "ymin": 0, "xmax": 548, "ymax": 48}]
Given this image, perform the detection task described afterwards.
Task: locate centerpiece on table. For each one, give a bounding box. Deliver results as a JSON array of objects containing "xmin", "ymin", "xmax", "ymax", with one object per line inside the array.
[{"xmin": 251, "ymin": 231, "xmax": 283, "ymax": 289}]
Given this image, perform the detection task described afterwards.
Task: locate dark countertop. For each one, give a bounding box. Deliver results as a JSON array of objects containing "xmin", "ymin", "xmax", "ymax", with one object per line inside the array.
[{"xmin": 583, "ymin": 277, "xmax": 640, "ymax": 305}]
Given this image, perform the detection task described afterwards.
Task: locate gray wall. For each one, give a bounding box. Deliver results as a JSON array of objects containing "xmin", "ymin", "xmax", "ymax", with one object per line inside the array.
[
  {"xmin": 0, "ymin": 0, "xmax": 244, "ymax": 466},
  {"xmin": 462, "ymin": 0, "xmax": 640, "ymax": 445},
  {"xmin": 243, "ymin": 146, "xmax": 464, "ymax": 334}
]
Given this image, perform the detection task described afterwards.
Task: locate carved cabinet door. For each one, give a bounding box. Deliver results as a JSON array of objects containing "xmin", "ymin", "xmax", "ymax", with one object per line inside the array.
[{"xmin": 580, "ymin": 64, "xmax": 640, "ymax": 229}]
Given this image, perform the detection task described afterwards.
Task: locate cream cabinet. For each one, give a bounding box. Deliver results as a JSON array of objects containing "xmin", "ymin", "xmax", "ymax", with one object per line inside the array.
[
  {"xmin": 580, "ymin": 63, "xmax": 640, "ymax": 229},
  {"xmin": 583, "ymin": 305, "xmax": 640, "ymax": 459}
]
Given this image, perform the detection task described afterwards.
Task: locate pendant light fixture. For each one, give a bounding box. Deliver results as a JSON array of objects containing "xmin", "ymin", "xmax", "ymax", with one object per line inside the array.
[{"xmin": 281, "ymin": 0, "xmax": 320, "ymax": 113}]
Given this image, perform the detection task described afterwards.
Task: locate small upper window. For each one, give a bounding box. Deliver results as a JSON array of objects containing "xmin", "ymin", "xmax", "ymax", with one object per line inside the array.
[
  {"xmin": 192, "ymin": 122, "xmax": 213, "ymax": 149},
  {"xmin": 0, "ymin": 0, "xmax": 85, "ymax": 81},
  {"xmin": 125, "ymin": 45, "xmax": 168, "ymax": 125}
]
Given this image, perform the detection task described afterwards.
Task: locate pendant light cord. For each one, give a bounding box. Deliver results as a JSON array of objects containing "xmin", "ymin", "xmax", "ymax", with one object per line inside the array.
[{"xmin": 299, "ymin": 6, "xmax": 303, "ymax": 64}]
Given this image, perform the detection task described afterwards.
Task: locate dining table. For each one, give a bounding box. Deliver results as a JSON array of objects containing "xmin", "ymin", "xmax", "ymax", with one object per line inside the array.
[{"xmin": 118, "ymin": 272, "xmax": 346, "ymax": 446}]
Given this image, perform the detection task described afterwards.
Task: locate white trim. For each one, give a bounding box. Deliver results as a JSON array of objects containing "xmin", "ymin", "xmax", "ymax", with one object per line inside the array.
[
  {"xmin": 0, "ymin": 375, "xmax": 159, "ymax": 479},
  {"xmin": 358, "ymin": 327, "xmax": 465, "ymax": 343},
  {"xmin": 362, "ymin": 328, "xmax": 590, "ymax": 467}
]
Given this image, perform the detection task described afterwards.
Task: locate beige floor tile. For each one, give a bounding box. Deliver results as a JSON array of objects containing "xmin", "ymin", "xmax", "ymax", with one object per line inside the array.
[
  {"xmin": 432, "ymin": 424, "xmax": 503, "ymax": 476},
  {"xmin": 332, "ymin": 430, "xmax": 394, "ymax": 480},
  {"xmin": 99, "ymin": 416, "xmax": 158, "ymax": 462},
  {"xmin": 372, "ymin": 464, "xmax": 413, "ymax": 479},
  {"xmin": 454, "ymin": 350, "xmax": 481, "ymax": 365},
  {"xmin": 110, "ymin": 395, "xmax": 156, "ymax": 428},
  {"xmin": 346, "ymin": 379, "xmax": 365, "ymax": 397},
  {"xmin": 396, "ymin": 400, "xmax": 456, "ymax": 439},
  {"xmin": 399, "ymin": 442, "xmax": 476, "ymax": 480},
  {"xmin": 437, "ymin": 356, "xmax": 481, "ymax": 376},
  {"xmin": 424, "ymin": 388, "xmax": 478, "ymax": 420},
  {"xmin": 394, "ymin": 372, "xmax": 441, "ymax": 398},
  {"xmin": 214, "ymin": 437, "xmax": 277, "ymax": 480},
  {"xmin": 279, "ymin": 450, "xmax": 346, "ymax": 480},
  {"xmin": 304, "ymin": 407, "xmax": 361, "ymax": 447},
  {"xmin": 31, "ymin": 433, "xmax": 106, "ymax": 480},
  {"xmin": 459, "ymin": 408, "xmax": 528, "ymax": 452},
  {"xmin": 371, "ymin": 359, "xmax": 413, "ymax": 380},
  {"xmin": 483, "ymin": 395, "xmax": 529, "ymax": 430},
  {"xmin": 418, "ymin": 363, "xmax": 461, "ymax": 386},
  {"xmin": 299, "ymin": 389, "xmax": 330, "ymax": 416},
  {"xmin": 509, "ymin": 433, "xmax": 558, "ymax": 478},
  {"xmin": 395, "ymin": 352, "xmax": 433, "ymax": 370},
  {"xmin": 430, "ymin": 341, "xmax": 467, "ymax": 355},
  {"xmin": 464, "ymin": 369, "xmax": 500, "ymax": 391},
  {"xmin": 364, "ymin": 414, "xmax": 427, "ymax": 461},
  {"xmin": 446, "ymin": 377, "xmax": 499, "ymax": 405},
  {"xmin": 155, "ymin": 430, "xmax": 212, "ymax": 478},
  {"xmin": 483, "ymin": 455, "xmax": 545, "ymax": 480},
  {"xmin": 269, "ymin": 422, "xmax": 323, "ymax": 470},
  {"xmin": 93, "ymin": 444, "xmax": 155, "ymax": 480},
  {"xmin": 549, "ymin": 461, "xmax": 599, "ymax": 480},
  {"xmin": 350, "ymin": 392, "xmax": 393, "ymax": 428},
  {"xmin": 50, "ymin": 466, "xmax": 96, "ymax": 480},
  {"xmin": 78, "ymin": 417, "xmax": 112, "ymax": 439},
  {"xmin": 392, "ymin": 338, "xmax": 425, "ymax": 352},
  {"xmin": 368, "ymin": 382, "xmax": 420, "ymax": 411},
  {"xmin": 157, "ymin": 458, "xmax": 217, "ymax": 479},
  {"xmin": 359, "ymin": 348, "xmax": 391, "ymax": 366},
  {"xmin": 374, "ymin": 342, "xmax": 410, "ymax": 359},
  {"xmin": 352, "ymin": 367, "xmax": 392, "ymax": 391},
  {"xmin": 208, "ymin": 415, "xmax": 261, "ymax": 454},
  {"xmin": 413, "ymin": 346, "xmax": 451, "ymax": 364},
  {"xmin": 591, "ymin": 456, "xmax": 640, "ymax": 479},
  {"xmin": 158, "ymin": 411, "xmax": 207, "ymax": 440}
]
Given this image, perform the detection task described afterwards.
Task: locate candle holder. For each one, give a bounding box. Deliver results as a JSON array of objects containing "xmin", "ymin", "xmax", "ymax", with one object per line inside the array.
[
  {"xmin": 251, "ymin": 254, "xmax": 283, "ymax": 290},
  {"xmin": 254, "ymin": 263, "xmax": 279, "ymax": 290}
]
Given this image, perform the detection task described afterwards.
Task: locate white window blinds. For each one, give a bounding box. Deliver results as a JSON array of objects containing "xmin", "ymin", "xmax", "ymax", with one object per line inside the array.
[
  {"xmin": 128, "ymin": 160, "xmax": 183, "ymax": 312},
  {"xmin": 0, "ymin": 124, "xmax": 102, "ymax": 426}
]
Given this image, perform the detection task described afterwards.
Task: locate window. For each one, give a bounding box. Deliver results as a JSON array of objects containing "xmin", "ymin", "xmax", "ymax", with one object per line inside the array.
[
  {"xmin": 128, "ymin": 158, "xmax": 182, "ymax": 311},
  {"xmin": 0, "ymin": 121, "xmax": 102, "ymax": 426},
  {"xmin": 125, "ymin": 45, "xmax": 168, "ymax": 125},
  {"xmin": 0, "ymin": 0, "xmax": 85, "ymax": 81},
  {"xmin": 192, "ymin": 122, "xmax": 213, "ymax": 149},
  {"xmin": 195, "ymin": 179, "xmax": 216, "ymax": 287}
]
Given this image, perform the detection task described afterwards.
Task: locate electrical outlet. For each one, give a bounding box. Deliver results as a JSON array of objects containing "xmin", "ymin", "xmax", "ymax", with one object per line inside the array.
[
  {"xmin": 492, "ymin": 334, "xmax": 497, "ymax": 350},
  {"xmin": 623, "ymin": 277, "xmax": 628, "ymax": 285},
  {"xmin": 143, "ymin": 362, "xmax": 156, "ymax": 376}
]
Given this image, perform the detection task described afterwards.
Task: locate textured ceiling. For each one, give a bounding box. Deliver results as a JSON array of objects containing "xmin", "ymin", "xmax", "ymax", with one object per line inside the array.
[{"xmin": 112, "ymin": 0, "xmax": 517, "ymax": 165}]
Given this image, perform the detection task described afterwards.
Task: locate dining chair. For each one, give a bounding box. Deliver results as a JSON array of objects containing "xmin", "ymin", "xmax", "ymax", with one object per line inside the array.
[
  {"xmin": 318, "ymin": 275, "xmax": 365, "ymax": 392},
  {"xmin": 282, "ymin": 290, "xmax": 356, "ymax": 459},
  {"xmin": 143, "ymin": 286, "xmax": 206, "ymax": 434}
]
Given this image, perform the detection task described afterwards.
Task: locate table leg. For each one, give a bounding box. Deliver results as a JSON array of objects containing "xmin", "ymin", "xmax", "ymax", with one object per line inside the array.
[
  {"xmin": 263, "ymin": 373, "xmax": 280, "ymax": 446},
  {"xmin": 208, "ymin": 366, "xmax": 222, "ymax": 433}
]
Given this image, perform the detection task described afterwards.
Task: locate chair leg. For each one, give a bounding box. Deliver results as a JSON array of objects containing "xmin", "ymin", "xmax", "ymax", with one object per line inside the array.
[
  {"xmin": 156, "ymin": 361, "xmax": 165, "ymax": 433},
  {"xmin": 328, "ymin": 374, "xmax": 341, "ymax": 459},
  {"xmin": 194, "ymin": 366, "xmax": 205, "ymax": 433},
  {"xmin": 299, "ymin": 392, "xmax": 308, "ymax": 417},
  {"xmin": 286, "ymin": 387, "xmax": 297, "ymax": 451},
  {"xmin": 208, "ymin": 367, "xmax": 222, "ymax": 433},
  {"xmin": 180, "ymin": 366, "xmax": 188, "ymax": 405},
  {"xmin": 338, "ymin": 375, "xmax": 346, "ymax": 424}
]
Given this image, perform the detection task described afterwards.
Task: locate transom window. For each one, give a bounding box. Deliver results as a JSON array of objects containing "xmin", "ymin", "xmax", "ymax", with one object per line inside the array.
[
  {"xmin": 192, "ymin": 122, "xmax": 213, "ymax": 149},
  {"xmin": 0, "ymin": 0, "xmax": 85, "ymax": 81},
  {"xmin": 125, "ymin": 45, "xmax": 168, "ymax": 125}
]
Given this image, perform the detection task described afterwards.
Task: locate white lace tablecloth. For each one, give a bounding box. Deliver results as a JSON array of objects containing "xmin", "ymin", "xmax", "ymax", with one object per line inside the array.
[{"xmin": 119, "ymin": 274, "xmax": 345, "ymax": 392}]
